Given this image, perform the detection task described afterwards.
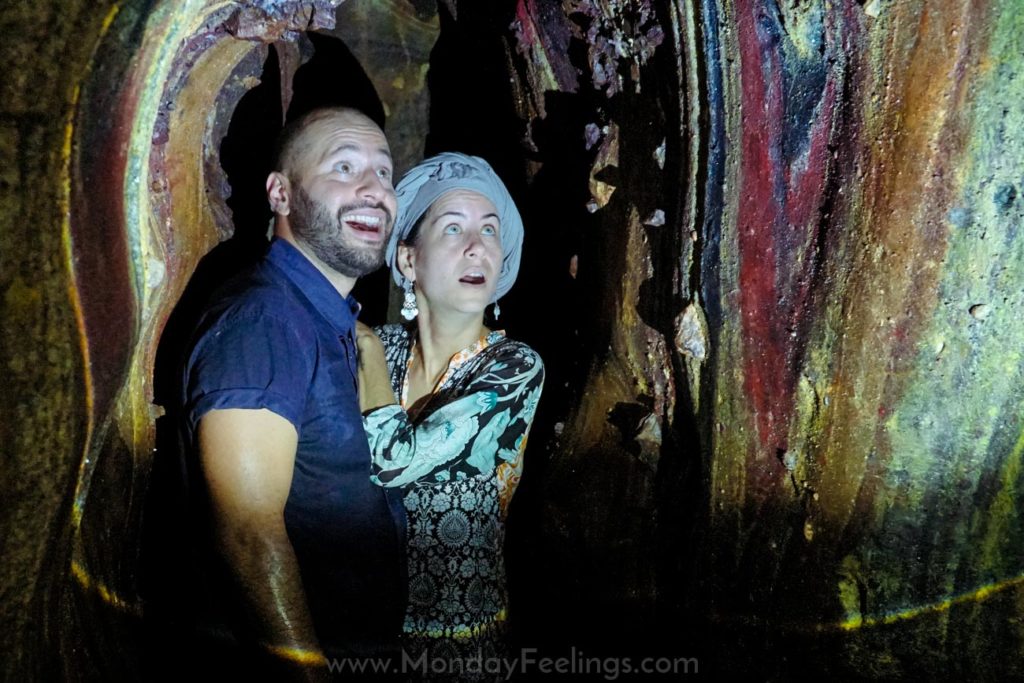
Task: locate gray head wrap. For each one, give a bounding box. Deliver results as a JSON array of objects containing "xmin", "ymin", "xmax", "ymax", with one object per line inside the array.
[{"xmin": 386, "ymin": 152, "xmax": 523, "ymax": 300}]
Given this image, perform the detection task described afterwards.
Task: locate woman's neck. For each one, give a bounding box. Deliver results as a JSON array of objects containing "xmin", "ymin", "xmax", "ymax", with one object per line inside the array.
[{"xmin": 413, "ymin": 308, "xmax": 488, "ymax": 387}]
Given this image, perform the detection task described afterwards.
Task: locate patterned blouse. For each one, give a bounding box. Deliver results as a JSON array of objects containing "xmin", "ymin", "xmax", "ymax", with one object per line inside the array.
[{"xmin": 363, "ymin": 323, "xmax": 544, "ymax": 676}]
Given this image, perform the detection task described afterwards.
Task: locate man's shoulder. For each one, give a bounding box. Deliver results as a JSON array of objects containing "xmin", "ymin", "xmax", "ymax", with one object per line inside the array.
[
  {"xmin": 181, "ymin": 265, "xmax": 321, "ymax": 436},
  {"xmin": 202, "ymin": 264, "xmax": 316, "ymax": 335}
]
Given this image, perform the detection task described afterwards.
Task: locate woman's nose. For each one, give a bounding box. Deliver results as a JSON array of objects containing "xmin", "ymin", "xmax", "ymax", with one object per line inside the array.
[{"xmin": 463, "ymin": 233, "xmax": 483, "ymax": 258}]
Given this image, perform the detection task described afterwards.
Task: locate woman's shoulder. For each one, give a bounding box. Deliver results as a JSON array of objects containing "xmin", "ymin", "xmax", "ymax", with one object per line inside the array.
[{"xmin": 489, "ymin": 335, "xmax": 544, "ymax": 371}]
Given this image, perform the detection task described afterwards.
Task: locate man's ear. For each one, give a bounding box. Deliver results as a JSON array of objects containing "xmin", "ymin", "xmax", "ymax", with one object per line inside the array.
[
  {"xmin": 266, "ymin": 171, "xmax": 291, "ymax": 216},
  {"xmin": 396, "ymin": 242, "xmax": 416, "ymax": 282}
]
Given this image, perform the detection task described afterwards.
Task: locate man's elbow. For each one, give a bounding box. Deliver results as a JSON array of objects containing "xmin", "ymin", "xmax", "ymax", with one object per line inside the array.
[{"xmin": 211, "ymin": 510, "xmax": 291, "ymax": 566}]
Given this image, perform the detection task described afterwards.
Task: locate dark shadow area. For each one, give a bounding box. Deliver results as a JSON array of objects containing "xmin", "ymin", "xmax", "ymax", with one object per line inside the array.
[
  {"xmin": 501, "ymin": 90, "xmax": 601, "ymax": 667},
  {"xmin": 141, "ymin": 33, "xmax": 389, "ymax": 676}
]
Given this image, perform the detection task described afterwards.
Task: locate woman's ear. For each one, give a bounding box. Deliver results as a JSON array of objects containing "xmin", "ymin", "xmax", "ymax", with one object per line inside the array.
[
  {"xmin": 396, "ymin": 242, "xmax": 416, "ymax": 282},
  {"xmin": 266, "ymin": 171, "xmax": 291, "ymax": 216}
]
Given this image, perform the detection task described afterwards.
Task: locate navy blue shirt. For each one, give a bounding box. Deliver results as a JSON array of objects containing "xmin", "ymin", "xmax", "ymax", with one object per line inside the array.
[{"xmin": 182, "ymin": 238, "xmax": 405, "ymax": 657}]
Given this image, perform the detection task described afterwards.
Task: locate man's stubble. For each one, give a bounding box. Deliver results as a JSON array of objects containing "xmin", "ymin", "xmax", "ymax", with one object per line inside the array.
[{"xmin": 289, "ymin": 183, "xmax": 393, "ymax": 279}]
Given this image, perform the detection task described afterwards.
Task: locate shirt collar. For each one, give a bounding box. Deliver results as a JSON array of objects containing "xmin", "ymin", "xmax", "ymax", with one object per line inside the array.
[{"xmin": 265, "ymin": 237, "xmax": 360, "ymax": 335}]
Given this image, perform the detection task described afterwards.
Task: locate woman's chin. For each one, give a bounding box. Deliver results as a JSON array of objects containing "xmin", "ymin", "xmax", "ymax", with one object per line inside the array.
[{"xmin": 420, "ymin": 299, "xmax": 489, "ymax": 320}]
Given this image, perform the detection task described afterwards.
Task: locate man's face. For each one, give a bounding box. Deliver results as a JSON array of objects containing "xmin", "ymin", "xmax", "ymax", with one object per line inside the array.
[{"xmin": 286, "ymin": 112, "xmax": 397, "ymax": 278}]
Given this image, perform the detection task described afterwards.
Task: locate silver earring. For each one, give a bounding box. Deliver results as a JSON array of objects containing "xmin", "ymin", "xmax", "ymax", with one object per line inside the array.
[
  {"xmin": 492, "ymin": 300, "xmax": 501, "ymax": 320},
  {"xmin": 401, "ymin": 280, "xmax": 419, "ymax": 321}
]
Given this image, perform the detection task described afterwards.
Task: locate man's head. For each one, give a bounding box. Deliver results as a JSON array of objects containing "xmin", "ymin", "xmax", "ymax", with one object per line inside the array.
[{"xmin": 266, "ymin": 107, "xmax": 397, "ymax": 280}]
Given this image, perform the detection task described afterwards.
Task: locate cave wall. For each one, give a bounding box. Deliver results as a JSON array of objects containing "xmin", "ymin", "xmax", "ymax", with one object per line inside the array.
[
  {"xmin": 700, "ymin": 1, "xmax": 1024, "ymax": 677},
  {"xmin": 1, "ymin": 0, "xmax": 1023, "ymax": 679},
  {"xmin": 0, "ymin": 1, "xmax": 123, "ymax": 677},
  {"xmin": 501, "ymin": 0, "xmax": 1024, "ymax": 677}
]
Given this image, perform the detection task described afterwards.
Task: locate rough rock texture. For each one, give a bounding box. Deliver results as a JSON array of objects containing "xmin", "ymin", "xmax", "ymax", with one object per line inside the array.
[
  {"xmin": 1, "ymin": 2, "xmax": 121, "ymax": 678},
  {"xmin": 1, "ymin": 0, "xmax": 1023, "ymax": 679},
  {"xmin": 699, "ymin": 1, "xmax": 1024, "ymax": 676}
]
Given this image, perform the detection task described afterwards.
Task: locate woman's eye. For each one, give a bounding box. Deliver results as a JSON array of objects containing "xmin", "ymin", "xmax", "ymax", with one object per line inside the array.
[
  {"xmin": 335, "ymin": 162, "xmax": 352, "ymax": 174},
  {"xmin": 443, "ymin": 223, "xmax": 460, "ymax": 235},
  {"xmin": 481, "ymin": 225, "xmax": 498, "ymax": 236}
]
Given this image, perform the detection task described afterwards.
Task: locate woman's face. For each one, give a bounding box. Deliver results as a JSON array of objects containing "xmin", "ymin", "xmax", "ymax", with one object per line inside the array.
[{"xmin": 400, "ymin": 189, "xmax": 502, "ymax": 317}]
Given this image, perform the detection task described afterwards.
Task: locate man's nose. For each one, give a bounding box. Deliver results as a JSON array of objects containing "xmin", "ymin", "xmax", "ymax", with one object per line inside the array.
[{"xmin": 357, "ymin": 169, "xmax": 389, "ymax": 202}]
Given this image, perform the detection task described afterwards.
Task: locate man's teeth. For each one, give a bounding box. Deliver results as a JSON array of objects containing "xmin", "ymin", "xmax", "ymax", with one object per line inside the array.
[{"xmin": 343, "ymin": 214, "xmax": 382, "ymax": 227}]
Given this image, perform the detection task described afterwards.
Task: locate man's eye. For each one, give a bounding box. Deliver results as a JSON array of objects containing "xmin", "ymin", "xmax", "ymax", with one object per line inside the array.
[
  {"xmin": 377, "ymin": 167, "xmax": 392, "ymax": 180},
  {"xmin": 443, "ymin": 224, "xmax": 460, "ymax": 235},
  {"xmin": 335, "ymin": 162, "xmax": 353, "ymax": 174}
]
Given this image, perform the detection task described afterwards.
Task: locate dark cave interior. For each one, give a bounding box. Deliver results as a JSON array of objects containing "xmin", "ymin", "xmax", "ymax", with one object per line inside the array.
[{"xmin": 5, "ymin": 0, "xmax": 1023, "ymax": 679}]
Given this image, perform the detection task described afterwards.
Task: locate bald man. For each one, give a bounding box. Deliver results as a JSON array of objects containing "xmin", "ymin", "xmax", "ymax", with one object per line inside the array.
[{"xmin": 181, "ymin": 108, "xmax": 405, "ymax": 677}]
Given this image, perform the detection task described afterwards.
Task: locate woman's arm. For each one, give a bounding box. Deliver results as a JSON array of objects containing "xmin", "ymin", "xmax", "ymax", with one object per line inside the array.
[
  {"xmin": 363, "ymin": 341, "xmax": 544, "ymax": 487},
  {"xmin": 355, "ymin": 321, "xmax": 398, "ymax": 413}
]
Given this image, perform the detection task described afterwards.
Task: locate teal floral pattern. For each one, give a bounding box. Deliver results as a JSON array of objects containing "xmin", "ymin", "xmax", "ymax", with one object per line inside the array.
[{"xmin": 363, "ymin": 324, "xmax": 544, "ymax": 680}]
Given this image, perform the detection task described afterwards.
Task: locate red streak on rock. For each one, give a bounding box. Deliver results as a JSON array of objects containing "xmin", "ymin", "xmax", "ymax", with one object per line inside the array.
[
  {"xmin": 513, "ymin": 0, "xmax": 579, "ymax": 94},
  {"xmin": 69, "ymin": 71, "xmax": 140, "ymax": 424},
  {"xmin": 736, "ymin": 0, "xmax": 787, "ymax": 460},
  {"xmin": 514, "ymin": 1, "xmax": 540, "ymax": 48},
  {"xmin": 735, "ymin": 0, "xmax": 841, "ymax": 472}
]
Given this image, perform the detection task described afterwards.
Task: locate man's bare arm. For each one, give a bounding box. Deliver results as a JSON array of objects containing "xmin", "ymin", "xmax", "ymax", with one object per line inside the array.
[{"xmin": 198, "ymin": 408, "xmax": 327, "ymax": 677}]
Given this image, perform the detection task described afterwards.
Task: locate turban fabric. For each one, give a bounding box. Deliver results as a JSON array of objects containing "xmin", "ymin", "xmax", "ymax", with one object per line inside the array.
[{"xmin": 386, "ymin": 152, "xmax": 524, "ymax": 300}]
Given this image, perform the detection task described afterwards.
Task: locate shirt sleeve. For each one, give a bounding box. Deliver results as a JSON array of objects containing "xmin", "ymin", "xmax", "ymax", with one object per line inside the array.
[
  {"xmin": 363, "ymin": 343, "xmax": 544, "ymax": 488},
  {"xmin": 184, "ymin": 312, "xmax": 314, "ymax": 438}
]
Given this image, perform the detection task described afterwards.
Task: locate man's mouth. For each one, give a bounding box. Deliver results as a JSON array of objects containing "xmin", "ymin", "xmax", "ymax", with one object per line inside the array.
[
  {"xmin": 341, "ymin": 212, "xmax": 386, "ymax": 241},
  {"xmin": 459, "ymin": 270, "xmax": 487, "ymax": 285}
]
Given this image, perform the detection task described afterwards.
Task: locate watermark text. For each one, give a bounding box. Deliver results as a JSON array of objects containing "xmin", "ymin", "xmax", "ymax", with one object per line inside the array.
[{"xmin": 327, "ymin": 647, "xmax": 698, "ymax": 679}]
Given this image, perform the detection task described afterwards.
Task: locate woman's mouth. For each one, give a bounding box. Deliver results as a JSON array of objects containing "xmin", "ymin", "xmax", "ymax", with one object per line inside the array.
[{"xmin": 459, "ymin": 271, "xmax": 487, "ymax": 285}]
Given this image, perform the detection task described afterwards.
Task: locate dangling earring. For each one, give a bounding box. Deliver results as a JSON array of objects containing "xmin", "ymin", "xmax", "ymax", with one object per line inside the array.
[
  {"xmin": 401, "ymin": 280, "xmax": 419, "ymax": 320},
  {"xmin": 492, "ymin": 300, "xmax": 501, "ymax": 320}
]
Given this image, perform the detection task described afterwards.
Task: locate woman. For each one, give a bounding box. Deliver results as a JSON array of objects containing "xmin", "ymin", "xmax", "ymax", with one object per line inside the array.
[{"xmin": 356, "ymin": 153, "xmax": 544, "ymax": 676}]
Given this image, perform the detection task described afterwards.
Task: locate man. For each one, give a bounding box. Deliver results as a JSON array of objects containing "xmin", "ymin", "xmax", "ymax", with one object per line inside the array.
[{"xmin": 180, "ymin": 107, "xmax": 405, "ymax": 677}]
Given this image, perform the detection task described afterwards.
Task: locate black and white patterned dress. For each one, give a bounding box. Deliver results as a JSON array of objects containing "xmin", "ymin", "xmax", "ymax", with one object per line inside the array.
[{"xmin": 363, "ymin": 324, "xmax": 544, "ymax": 679}]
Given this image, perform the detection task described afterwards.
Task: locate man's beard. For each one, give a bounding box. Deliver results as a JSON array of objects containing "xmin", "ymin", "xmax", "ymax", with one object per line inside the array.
[{"xmin": 289, "ymin": 185, "xmax": 392, "ymax": 278}]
